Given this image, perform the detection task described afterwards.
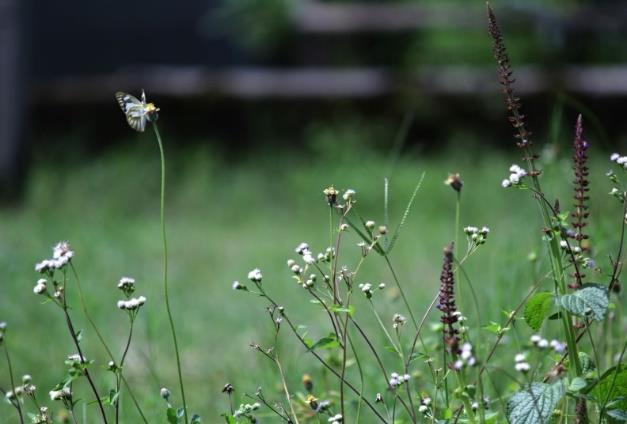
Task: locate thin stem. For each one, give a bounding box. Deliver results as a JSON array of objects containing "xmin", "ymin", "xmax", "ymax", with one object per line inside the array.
[
  {"xmin": 383, "ymin": 255, "xmax": 418, "ymax": 329},
  {"xmin": 153, "ymin": 123, "xmax": 188, "ymax": 423},
  {"xmin": 347, "ymin": 332, "xmax": 364, "ymax": 423},
  {"xmin": 69, "ymin": 264, "xmax": 148, "ymax": 423},
  {"xmin": 62, "ymin": 296, "xmax": 109, "ymax": 423},
  {"xmin": 116, "ymin": 317, "xmax": 135, "ymax": 424},
  {"xmin": 3, "ymin": 340, "xmax": 24, "ymax": 424}
]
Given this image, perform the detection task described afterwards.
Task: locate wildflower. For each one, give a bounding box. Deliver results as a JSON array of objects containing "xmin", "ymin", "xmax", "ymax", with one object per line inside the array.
[
  {"xmin": 328, "ymin": 414, "xmax": 343, "ymax": 423},
  {"xmin": 514, "ymin": 352, "xmax": 530, "ymax": 373},
  {"xmin": 378, "ymin": 283, "xmax": 386, "ymax": 289},
  {"xmin": 611, "ymin": 153, "xmax": 620, "ymax": 161},
  {"xmin": 464, "ymin": 226, "xmax": 490, "ymax": 245},
  {"xmin": 437, "ymin": 243, "xmax": 460, "ymax": 356},
  {"xmin": 375, "ymin": 393, "xmax": 383, "ymax": 403},
  {"xmin": 530, "ymin": 334, "xmax": 542, "ymax": 345},
  {"xmin": 53, "ymin": 242, "xmax": 73, "ymax": 260},
  {"xmin": 33, "ymin": 278, "xmax": 47, "ymax": 295},
  {"xmin": 419, "ymin": 405, "xmax": 429, "ymax": 413},
  {"xmin": 117, "ymin": 276, "xmax": 136, "ymax": 294},
  {"xmin": 392, "ymin": 313, "xmax": 407, "ymax": 329},
  {"xmin": 248, "ymin": 268, "xmax": 262, "ymax": 283},
  {"xmin": 378, "ymin": 225, "xmax": 388, "ymax": 235},
  {"xmin": 295, "ymin": 243, "xmax": 310, "ymax": 255},
  {"xmin": 67, "ymin": 353, "xmax": 86, "ymax": 363},
  {"xmin": 49, "ymin": 387, "xmax": 71, "ymax": 401},
  {"xmin": 357, "ymin": 241, "xmax": 371, "ymax": 256},
  {"xmin": 389, "ymin": 372, "xmax": 410, "ymax": 388},
  {"xmin": 365, "ymin": 220, "xmax": 376, "ymax": 230},
  {"xmin": 161, "ymin": 387, "xmax": 171, "ymax": 400},
  {"xmin": 306, "ymin": 394, "xmax": 319, "ymax": 410},
  {"xmin": 323, "ymin": 186, "xmax": 339, "ymax": 206},
  {"xmin": 232, "ymin": 281, "xmax": 247, "ymax": 291},
  {"xmin": 502, "ymin": 164, "xmax": 528, "ymax": 188},
  {"xmin": 342, "ymin": 189, "xmax": 356, "ymax": 201},
  {"xmin": 550, "ymin": 339, "xmax": 566, "ymax": 353},
  {"xmin": 221, "ymin": 384, "xmax": 233, "ymax": 394},
  {"xmin": 358, "ymin": 283, "xmax": 374, "ymax": 299},
  {"xmin": 537, "ymin": 338, "xmax": 549, "ymax": 349},
  {"xmin": 35, "ymin": 259, "xmax": 55, "ymax": 274},
  {"xmin": 339, "ymin": 223, "xmax": 349, "ymax": 231},
  {"xmin": 22, "ymin": 375, "xmax": 32, "ymax": 384},
  {"xmin": 117, "ymin": 296, "xmax": 146, "ymax": 311},
  {"xmin": 444, "ymin": 173, "xmax": 463, "ymax": 192}
]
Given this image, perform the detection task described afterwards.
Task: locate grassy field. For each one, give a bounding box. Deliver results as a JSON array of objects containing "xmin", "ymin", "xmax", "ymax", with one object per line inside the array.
[{"xmin": 0, "ymin": 132, "xmax": 623, "ymax": 421}]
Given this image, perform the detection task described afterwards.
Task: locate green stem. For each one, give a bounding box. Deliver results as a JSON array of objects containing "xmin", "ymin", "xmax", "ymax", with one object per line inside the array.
[
  {"xmin": 3, "ymin": 340, "xmax": 24, "ymax": 424},
  {"xmin": 153, "ymin": 123, "xmax": 188, "ymax": 423}
]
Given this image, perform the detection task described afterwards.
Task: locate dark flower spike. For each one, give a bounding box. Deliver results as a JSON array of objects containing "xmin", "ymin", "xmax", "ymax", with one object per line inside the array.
[
  {"xmin": 571, "ymin": 114, "xmax": 590, "ymax": 249},
  {"xmin": 436, "ymin": 243, "xmax": 460, "ymax": 356},
  {"xmin": 487, "ymin": 3, "xmax": 534, "ymax": 151}
]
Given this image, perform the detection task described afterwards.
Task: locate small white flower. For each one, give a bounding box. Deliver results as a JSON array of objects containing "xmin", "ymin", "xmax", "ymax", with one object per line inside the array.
[
  {"xmin": 514, "ymin": 353, "xmax": 526, "ymax": 363},
  {"xmin": 290, "ymin": 264, "xmax": 302, "ymax": 274},
  {"xmin": 232, "ymin": 281, "xmax": 246, "ymax": 291},
  {"xmin": 248, "ymin": 268, "xmax": 262, "ymax": 283},
  {"xmin": 342, "ymin": 189, "xmax": 356, "ymax": 201},
  {"xmin": 160, "ymin": 387, "xmax": 171, "ymax": 400},
  {"xmin": 618, "ymin": 156, "xmax": 627, "ymax": 165},
  {"xmin": 537, "ymin": 338, "xmax": 549, "ymax": 349},
  {"xmin": 501, "ymin": 179, "xmax": 512, "ymax": 188},
  {"xmin": 33, "ymin": 279, "xmax": 47, "ymax": 295},
  {"xmin": 67, "ymin": 353, "xmax": 86, "ymax": 363},
  {"xmin": 550, "ymin": 339, "xmax": 566, "ymax": 353},
  {"xmin": 378, "ymin": 283, "xmax": 386, "ymax": 289},
  {"xmin": 49, "ymin": 388, "xmax": 71, "ymax": 401},
  {"xmin": 530, "ymin": 334, "xmax": 542, "ymax": 344},
  {"xmin": 53, "ymin": 241, "xmax": 74, "ymax": 260},
  {"xmin": 303, "ymin": 253, "xmax": 315, "ymax": 264},
  {"xmin": 611, "ymin": 153, "xmax": 620, "ymax": 161},
  {"xmin": 118, "ymin": 276, "xmax": 135, "ymax": 290},
  {"xmin": 365, "ymin": 220, "xmax": 376, "ymax": 230},
  {"xmin": 339, "ymin": 223, "xmax": 349, "ymax": 231},
  {"xmin": 35, "ymin": 260, "xmax": 54, "ymax": 274},
  {"xmin": 295, "ymin": 243, "xmax": 310, "ymax": 255},
  {"xmin": 419, "ymin": 405, "xmax": 429, "ymax": 413},
  {"xmin": 515, "ymin": 362, "xmax": 530, "ymax": 373},
  {"xmin": 454, "ymin": 359, "xmax": 464, "ymax": 370}
]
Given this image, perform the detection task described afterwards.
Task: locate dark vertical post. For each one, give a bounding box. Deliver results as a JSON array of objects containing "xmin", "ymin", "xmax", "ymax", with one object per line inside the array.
[{"xmin": 0, "ymin": 0, "xmax": 25, "ymax": 200}]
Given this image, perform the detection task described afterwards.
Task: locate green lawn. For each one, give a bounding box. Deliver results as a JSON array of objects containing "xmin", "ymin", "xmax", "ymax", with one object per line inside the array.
[{"xmin": 0, "ymin": 135, "xmax": 622, "ymax": 422}]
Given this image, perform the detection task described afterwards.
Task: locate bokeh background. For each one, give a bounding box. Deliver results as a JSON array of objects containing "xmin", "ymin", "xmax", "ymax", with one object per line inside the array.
[{"xmin": 1, "ymin": 0, "xmax": 627, "ymax": 421}]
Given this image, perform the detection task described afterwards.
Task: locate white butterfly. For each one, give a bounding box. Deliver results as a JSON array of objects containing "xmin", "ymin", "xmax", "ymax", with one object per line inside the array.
[{"xmin": 115, "ymin": 90, "xmax": 160, "ymax": 132}]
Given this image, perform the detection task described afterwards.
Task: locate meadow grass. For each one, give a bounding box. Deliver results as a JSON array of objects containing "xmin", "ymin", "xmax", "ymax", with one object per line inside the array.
[{"xmin": 0, "ymin": 132, "xmax": 622, "ymax": 421}]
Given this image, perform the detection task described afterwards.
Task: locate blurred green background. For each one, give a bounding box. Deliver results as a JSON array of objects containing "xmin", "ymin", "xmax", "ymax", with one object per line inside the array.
[{"xmin": 2, "ymin": 0, "xmax": 627, "ymax": 421}]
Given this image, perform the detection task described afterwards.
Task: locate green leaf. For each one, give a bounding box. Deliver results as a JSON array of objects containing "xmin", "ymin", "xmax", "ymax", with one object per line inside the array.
[
  {"xmin": 524, "ymin": 292, "xmax": 554, "ymax": 331},
  {"xmin": 507, "ymin": 381, "xmax": 565, "ymax": 424},
  {"xmin": 167, "ymin": 407, "xmax": 180, "ymax": 424},
  {"xmin": 222, "ymin": 414, "xmax": 236, "ymax": 424},
  {"xmin": 606, "ymin": 408, "xmax": 627, "ymax": 421},
  {"xmin": 568, "ymin": 377, "xmax": 588, "ymax": 392},
  {"xmin": 386, "ymin": 172, "xmax": 425, "ymax": 254},
  {"xmin": 308, "ymin": 333, "xmax": 340, "ymax": 351},
  {"xmin": 329, "ymin": 304, "xmax": 355, "ymax": 316},
  {"xmin": 558, "ymin": 283, "xmax": 609, "ymax": 321},
  {"xmin": 588, "ymin": 363, "xmax": 627, "ymax": 411}
]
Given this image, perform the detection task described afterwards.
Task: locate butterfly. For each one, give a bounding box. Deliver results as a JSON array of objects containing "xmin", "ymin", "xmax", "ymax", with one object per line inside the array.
[{"xmin": 115, "ymin": 90, "xmax": 160, "ymax": 132}]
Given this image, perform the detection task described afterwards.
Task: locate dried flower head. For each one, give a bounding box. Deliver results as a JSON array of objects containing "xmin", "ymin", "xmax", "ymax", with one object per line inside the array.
[
  {"xmin": 436, "ymin": 243, "xmax": 460, "ymax": 356},
  {"xmin": 444, "ymin": 173, "xmax": 463, "ymax": 192}
]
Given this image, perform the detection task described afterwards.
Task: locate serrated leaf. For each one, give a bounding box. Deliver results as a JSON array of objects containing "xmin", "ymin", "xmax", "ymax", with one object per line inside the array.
[
  {"xmin": 524, "ymin": 292, "xmax": 554, "ymax": 330},
  {"xmin": 589, "ymin": 363, "xmax": 627, "ymax": 411},
  {"xmin": 558, "ymin": 283, "xmax": 609, "ymax": 321},
  {"xmin": 507, "ymin": 381, "xmax": 565, "ymax": 424}
]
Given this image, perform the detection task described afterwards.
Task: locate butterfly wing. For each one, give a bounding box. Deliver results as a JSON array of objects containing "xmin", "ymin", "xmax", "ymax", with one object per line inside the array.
[{"xmin": 115, "ymin": 92, "xmax": 147, "ymax": 132}]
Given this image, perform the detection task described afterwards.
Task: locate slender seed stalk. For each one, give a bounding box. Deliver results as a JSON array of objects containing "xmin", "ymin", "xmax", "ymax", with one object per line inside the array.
[
  {"xmin": 3, "ymin": 339, "xmax": 24, "ymax": 424},
  {"xmin": 152, "ymin": 123, "xmax": 188, "ymax": 423}
]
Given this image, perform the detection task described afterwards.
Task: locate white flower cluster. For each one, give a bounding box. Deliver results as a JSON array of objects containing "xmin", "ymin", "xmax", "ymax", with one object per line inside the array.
[
  {"xmin": 392, "ymin": 313, "xmax": 407, "ymax": 329},
  {"xmin": 33, "ymin": 278, "xmax": 47, "ymax": 295},
  {"xmin": 117, "ymin": 296, "xmax": 146, "ymax": 311},
  {"xmin": 248, "ymin": 268, "xmax": 262, "ymax": 283},
  {"xmin": 514, "ymin": 352, "xmax": 530, "ymax": 373},
  {"xmin": 559, "ymin": 240, "xmax": 582, "ymax": 254},
  {"xmin": 389, "ymin": 372, "xmax": 411, "ymax": 389},
  {"xmin": 117, "ymin": 276, "xmax": 135, "ymax": 294},
  {"xmin": 4, "ymin": 375, "xmax": 36, "ymax": 403},
  {"xmin": 453, "ymin": 343, "xmax": 477, "ymax": 369},
  {"xmin": 343, "ymin": 189, "xmax": 356, "ymax": 202},
  {"xmin": 358, "ymin": 282, "xmax": 385, "ymax": 299},
  {"xmin": 295, "ymin": 242, "xmax": 316, "ymax": 264},
  {"xmin": 611, "ymin": 153, "xmax": 627, "ymax": 168},
  {"xmin": 35, "ymin": 241, "xmax": 74, "ymax": 273},
  {"xmin": 49, "ymin": 387, "xmax": 71, "ymax": 401},
  {"xmin": 233, "ymin": 402, "xmax": 261, "ymax": 418},
  {"xmin": 464, "ymin": 226, "xmax": 490, "ymax": 245},
  {"xmin": 501, "ymin": 164, "xmax": 528, "ymax": 188},
  {"xmin": 328, "ymin": 413, "xmax": 343, "ymax": 423},
  {"xmin": 530, "ymin": 335, "xmax": 566, "ymax": 353},
  {"xmin": 66, "ymin": 353, "xmax": 86, "ymax": 363},
  {"xmin": 418, "ymin": 396, "xmax": 432, "ymax": 414}
]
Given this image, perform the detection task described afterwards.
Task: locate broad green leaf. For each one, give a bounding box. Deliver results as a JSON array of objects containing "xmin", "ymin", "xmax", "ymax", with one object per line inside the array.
[
  {"xmin": 524, "ymin": 292, "xmax": 554, "ymax": 330},
  {"xmin": 167, "ymin": 407, "xmax": 180, "ymax": 424},
  {"xmin": 589, "ymin": 363, "xmax": 627, "ymax": 411},
  {"xmin": 507, "ymin": 381, "xmax": 565, "ymax": 424},
  {"xmin": 568, "ymin": 377, "xmax": 588, "ymax": 392},
  {"xmin": 308, "ymin": 333, "xmax": 340, "ymax": 351},
  {"xmin": 557, "ymin": 283, "xmax": 609, "ymax": 321}
]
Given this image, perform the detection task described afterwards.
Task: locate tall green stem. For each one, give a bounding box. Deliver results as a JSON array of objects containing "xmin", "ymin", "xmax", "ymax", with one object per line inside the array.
[{"xmin": 153, "ymin": 123, "xmax": 188, "ymax": 422}]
